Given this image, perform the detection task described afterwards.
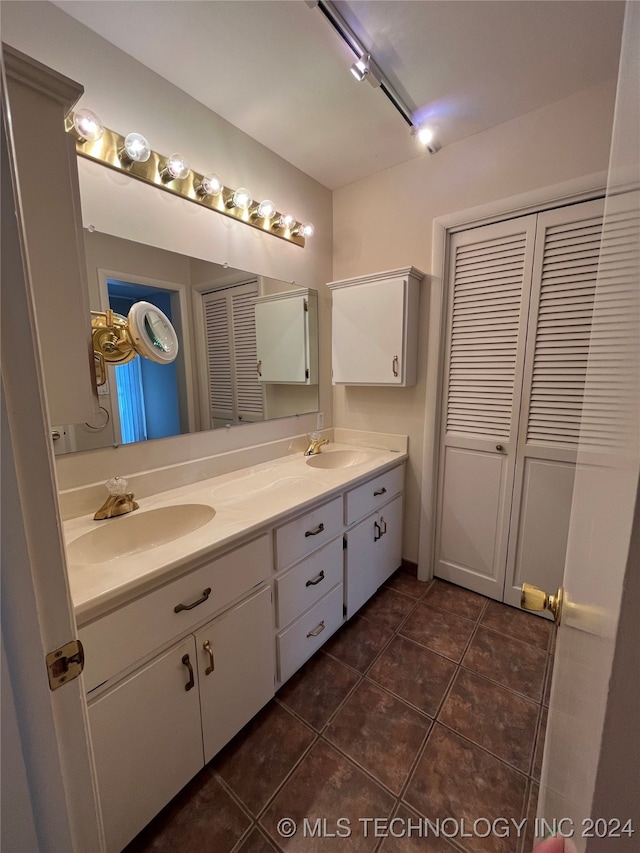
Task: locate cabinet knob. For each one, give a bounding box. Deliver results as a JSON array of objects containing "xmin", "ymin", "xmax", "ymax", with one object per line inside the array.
[{"xmin": 496, "ymin": 444, "xmax": 504, "ymax": 452}]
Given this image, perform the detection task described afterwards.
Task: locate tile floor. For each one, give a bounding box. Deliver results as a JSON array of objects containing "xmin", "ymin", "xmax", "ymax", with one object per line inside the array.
[{"xmin": 125, "ymin": 571, "xmax": 554, "ymax": 853}]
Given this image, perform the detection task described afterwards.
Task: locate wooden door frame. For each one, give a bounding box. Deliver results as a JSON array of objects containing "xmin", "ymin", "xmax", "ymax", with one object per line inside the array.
[{"xmin": 417, "ymin": 171, "xmax": 608, "ymax": 582}]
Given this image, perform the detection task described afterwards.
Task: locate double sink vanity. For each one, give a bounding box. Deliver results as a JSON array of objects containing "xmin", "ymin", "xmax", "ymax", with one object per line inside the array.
[{"xmin": 63, "ymin": 433, "xmax": 407, "ymax": 852}]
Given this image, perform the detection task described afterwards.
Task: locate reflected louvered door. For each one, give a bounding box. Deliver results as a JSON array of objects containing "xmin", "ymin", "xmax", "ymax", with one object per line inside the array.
[
  {"xmin": 230, "ymin": 289, "xmax": 264, "ymax": 423},
  {"xmin": 503, "ymin": 197, "xmax": 604, "ymax": 608},
  {"xmin": 435, "ymin": 215, "xmax": 537, "ymax": 598},
  {"xmin": 203, "ymin": 292, "xmax": 234, "ymax": 426}
]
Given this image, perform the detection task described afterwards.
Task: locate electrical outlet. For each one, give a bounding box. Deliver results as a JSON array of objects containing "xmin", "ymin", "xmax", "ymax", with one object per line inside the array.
[{"xmin": 317, "ymin": 411, "xmax": 324, "ymax": 430}]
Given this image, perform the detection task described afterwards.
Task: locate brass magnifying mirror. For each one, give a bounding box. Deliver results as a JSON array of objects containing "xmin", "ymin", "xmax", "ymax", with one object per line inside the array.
[{"xmin": 91, "ymin": 301, "xmax": 179, "ymax": 385}]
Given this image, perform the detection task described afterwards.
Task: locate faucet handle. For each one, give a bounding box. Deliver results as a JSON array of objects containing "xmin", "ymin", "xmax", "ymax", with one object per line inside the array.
[{"xmin": 105, "ymin": 476, "xmax": 130, "ymax": 496}]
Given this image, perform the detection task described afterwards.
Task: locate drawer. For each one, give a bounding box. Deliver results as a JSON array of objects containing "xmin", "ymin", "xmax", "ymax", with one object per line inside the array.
[
  {"xmin": 275, "ymin": 495, "xmax": 343, "ymax": 570},
  {"xmin": 80, "ymin": 534, "xmax": 272, "ymax": 692},
  {"xmin": 276, "ymin": 583, "xmax": 344, "ymax": 684},
  {"xmin": 275, "ymin": 536, "xmax": 343, "ymax": 628},
  {"xmin": 345, "ymin": 464, "xmax": 404, "ymax": 526}
]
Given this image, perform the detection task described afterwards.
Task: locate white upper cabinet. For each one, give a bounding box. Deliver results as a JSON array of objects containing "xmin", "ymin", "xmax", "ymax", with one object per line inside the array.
[
  {"xmin": 254, "ymin": 289, "xmax": 318, "ymax": 384},
  {"xmin": 327, "ymin": 267, "xmax": 424, "ymax": 386}
]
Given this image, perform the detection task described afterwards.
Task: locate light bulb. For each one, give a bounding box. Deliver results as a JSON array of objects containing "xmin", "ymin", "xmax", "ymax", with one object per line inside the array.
[
  {"xmin": 231, "ymin": 188, "xmax": 252, "ymax": 211},
  {"xmin": 416, "ymin": 126, "xmax": 434, "ymax": 146},
  {"xmin": 198, "ymin": 173, "xmax": 223, "ymax": 196},
  {"xmin": 256, "ymin": 199, "xmax": 276, "ymax": 220},
  {"xmin": 277, "ymin": 213, "xmax": 296, "ymax": 230},
  {"xmin": 297, "ymin": 222, "xmax": 315, "ymax": 238},
  {"xmin": 72, "ymin": 108, "xmax": 104, "ymax": 142},
  {"xmin": 161, "ymin": 152, "xmax": 190, "ymax": 181},
  {"xmin": 121, "ymin": 132, "xmax": 151, "ymax": 163}
]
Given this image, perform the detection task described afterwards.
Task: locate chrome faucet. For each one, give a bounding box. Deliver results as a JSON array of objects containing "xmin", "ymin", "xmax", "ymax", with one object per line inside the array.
[
  {"xmin": 94, "ymin": 477, "xmax": 140, "ymax": 520},
  {"xmin": 304, "ymin": 434, "xmax": 330, "ymax": 456}
]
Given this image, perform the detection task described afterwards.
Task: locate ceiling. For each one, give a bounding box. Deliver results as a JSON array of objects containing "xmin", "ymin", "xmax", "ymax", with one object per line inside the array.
[{"xmin": 53, "ymin": 0, "xmax": 625, "ymax": 190}]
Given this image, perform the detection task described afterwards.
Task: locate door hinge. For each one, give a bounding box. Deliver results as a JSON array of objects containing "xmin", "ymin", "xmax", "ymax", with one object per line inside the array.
[
  {"xmin": 343, "ymin": 536, "xmax": 347, "ymax": 550},
  {"xmin": 304, "ymin": 299, "xmax": 308, "ymax": 312},
  {"xmin": 46, "ymin": 639, "xmax": 84, "ymax": 691},
  {"xmin": 305, "ymin": 368, "xmax": 310, "ymax": 379}
]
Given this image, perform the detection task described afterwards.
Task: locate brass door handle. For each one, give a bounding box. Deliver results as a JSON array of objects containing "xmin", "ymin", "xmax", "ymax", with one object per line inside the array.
[
  {"xmin": 257, "ymin": 360, "xmax": 262, "ymax": 376},
  {"xmin": 392, "ymin": 355, "xmax": 399, "ymax": 377},
  {"xmin": 182, "ymin": 654, "xmax": 195, "ymax": 691},
  {"xmin": 203, "ymin": 640, "xmax": 215, "ymax": 675},
  {"xmin": 374, "ymin": 521, "xmax": 382, "ymax": 542},
  {"xmin": 521, "ymin": 582, "xmax": 564, "ymax": 624}
]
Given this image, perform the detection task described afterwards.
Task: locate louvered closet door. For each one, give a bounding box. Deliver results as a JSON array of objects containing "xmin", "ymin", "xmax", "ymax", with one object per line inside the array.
[
  {"xmin": 503, "ymin": 198, "xmax": 604, "ymax": 609},
  {"xmin": 203, "ymin": 293, "xmax": 233, "ymax": 426},
  {"xmin": 435, "ymin": 215, "xmax": 537, "ymax": 598}
]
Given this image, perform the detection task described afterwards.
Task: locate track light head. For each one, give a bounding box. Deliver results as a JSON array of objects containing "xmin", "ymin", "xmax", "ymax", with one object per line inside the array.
[{"xmin": 350, "ymin": 54, "xmax": 381, "ymax": 88}]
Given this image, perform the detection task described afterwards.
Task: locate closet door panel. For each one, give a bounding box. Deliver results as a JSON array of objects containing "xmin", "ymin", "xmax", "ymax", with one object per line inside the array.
[
  {"xmin": 438, "ymin": 446, "xmax": 509, "ymax": 587},
  {"xmin": 504, "ymin": 198, "xmax": 604, "ymax": 608},
  {"xmin": 435, "ymin": 215, "xmax": 537, "ymax": 598}
]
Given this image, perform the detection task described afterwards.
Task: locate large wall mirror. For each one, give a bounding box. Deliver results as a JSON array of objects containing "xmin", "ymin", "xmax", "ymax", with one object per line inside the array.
[{"xmin": 51, "ymin": 227, "xmax": 319, "ymax": 455}]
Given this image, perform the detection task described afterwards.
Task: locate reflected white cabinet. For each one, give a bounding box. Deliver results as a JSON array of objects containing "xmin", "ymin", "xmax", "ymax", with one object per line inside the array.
[
  {"xmin": 328, "ymin": 267, "xmax": 424, "ymax": 386},
  {"xmin": 254, "ymin": 289, "xmax": 318, "ymax": 384}
]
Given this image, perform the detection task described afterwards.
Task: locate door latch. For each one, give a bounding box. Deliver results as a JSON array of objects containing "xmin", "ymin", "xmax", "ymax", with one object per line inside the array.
[{"xmin": 46, "ymin": 639, "xmax": 85, "ymax": 690}]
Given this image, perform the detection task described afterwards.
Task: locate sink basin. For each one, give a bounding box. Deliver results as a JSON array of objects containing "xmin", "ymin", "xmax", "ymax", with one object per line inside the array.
[
  {"xmin": 306, "ymin": 450, "xmax": 371, "ymax": 470},
  {"xmin": 66, "ymin": 504, "xmax": 215, "ymax": 565}
]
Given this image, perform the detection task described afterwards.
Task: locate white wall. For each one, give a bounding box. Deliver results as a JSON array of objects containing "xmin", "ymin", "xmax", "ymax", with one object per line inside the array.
[
  {"xmin": 1, "ymin": 0, "xmax": 333, "ymax": 489},
  {"xmin": 333, "ymin": 79, "xmax": 617, "ymax": 562}
]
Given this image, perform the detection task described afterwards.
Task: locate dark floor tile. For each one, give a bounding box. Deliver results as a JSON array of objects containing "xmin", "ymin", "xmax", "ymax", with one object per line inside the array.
[
  {"xmin": 213, "ymin": 702, "xmax": 314, "ymax": 816},
  {"xmin": 462, "ymin": 627, "xmax": 547, "ymax": 702},
  {"xmin": 378, "ymin": 803, "xmax": 459, "ymax": 853},
  {"xmin": 543, "ymin": 656, "xmax": 554, "ymax": 707},
  {"xmin": 385, "ymin": 570, "xmax": 431, "ymax": 599},
  {"xmin": 277, "ymin": 652, "xmax": 359, "ymax": 731},
  {"xmin": 400, "ymin": 603, "xmax": 475, "ymax": 662},
  {"xmin": 325, "ymin": 680, "xmax": 431, "ymax": 795},
  {"xmin": 521, "ymin": 782, "xmax": 539, "ymax": 853},
  {"xmin": 237, "ymin": 827, "xmax": 280, "ymax": 853},
  {"xmin": 405, "ymin": 725, "xmax": 528, "ymax": 853},
  {"xmin": 324, "ymin": 614, "xmax": 393, "ymax": 673},
  {"xmin": 439, "ymin": 669, "xmax": 539, "ymax": 774},
  {"xmin": 123, "ymin": 767, "xmax": 250, "ymax": 853},
  {"xmin": 368, "ymin": 635, "xmax": 456, "ymax": 717},
  {"xmin": 532, "ymin": 707, "xmax": 548, "ymax": 780},
  {"xmin": 261, "ymin": 740, "xmax": 395, "ymax": 852},
  {"xmin": 481, "ymin": 601, "xmax": 552, "ymax": 651},
  {"xmin": 423, "ymin": 580, "xmax": 487, "ymax": 622},
  {"xmin": 360, "ymin": 586, "xmax": 417, "ymax": 632}
]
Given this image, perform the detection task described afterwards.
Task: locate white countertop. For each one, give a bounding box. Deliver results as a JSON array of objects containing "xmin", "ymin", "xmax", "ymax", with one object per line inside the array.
[{"xmin": 64, "ymin": 443, "xmax": 406, "ymax": 624}]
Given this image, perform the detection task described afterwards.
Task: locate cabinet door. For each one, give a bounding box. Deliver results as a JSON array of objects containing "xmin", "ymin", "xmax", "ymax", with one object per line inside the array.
[
  {"xmin": 196, "ymin": 586, "xmax": 274, "ymax": 763},
  {"xmin": 345, "ymin": 514, "xmax": 380, "ymax": 618},
  {"xmin": 255, "ymin": 294, "xmax": 310, "ymax": 383},
  {"xmin": 332, "ymin": 278, "xmax": 406, "ymax": 385},
  {"xmin": 88, "ymin": 637, "xmax": 203, "ymax": 853},
  {"xmin": 377, "ymin": 494, "xmax": 403, "ymax": 587}
]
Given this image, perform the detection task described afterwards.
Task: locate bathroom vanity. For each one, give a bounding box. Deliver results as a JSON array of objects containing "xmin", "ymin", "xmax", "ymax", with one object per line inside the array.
[{"xmin": 64, "ymin": 438, "xmax": 406, "ymax": 852}]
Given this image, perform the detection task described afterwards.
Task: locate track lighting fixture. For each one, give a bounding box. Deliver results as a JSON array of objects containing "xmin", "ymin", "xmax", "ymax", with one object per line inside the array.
[{"xmin": 350, "ymin": 55, "xmax": 381, "ymax": 88}]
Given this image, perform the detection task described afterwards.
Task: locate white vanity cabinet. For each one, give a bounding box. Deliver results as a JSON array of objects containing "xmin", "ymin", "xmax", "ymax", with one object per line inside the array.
[
  {"xmin": 344, "ymin": 468, "xmax": 404, "ymax": 618},
  {"xmin": 254, "ymin": 289, "xmax": 318, "ymax": 384},
  {"xmin": 328, "ymin": 267, "xmax": 424, "ymax": 386},
  {"xmin": 88, "ymin": 635, "xmax": 204, "ymax": 853},
  {"xmin": 80, "ymin": 535, "xmax": 275, "ymax": 853}
]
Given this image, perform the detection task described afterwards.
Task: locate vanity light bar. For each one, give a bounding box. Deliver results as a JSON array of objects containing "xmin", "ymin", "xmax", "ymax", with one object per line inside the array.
[{"xmin": 65, "ymin": 117, "xmax": 311, "ymax": 248}]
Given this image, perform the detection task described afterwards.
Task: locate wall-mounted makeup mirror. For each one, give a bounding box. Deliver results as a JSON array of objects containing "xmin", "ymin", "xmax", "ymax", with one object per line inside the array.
[{"xmin": 50, "ymin": 228, "xmax": 319, "ymax": 455}]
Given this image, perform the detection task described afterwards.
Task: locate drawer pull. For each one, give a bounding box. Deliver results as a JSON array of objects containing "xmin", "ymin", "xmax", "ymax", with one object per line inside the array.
[
  {"xmin": 306, "ymin": 620, "xmax": 325, "ymax": 638},
  {"xmin": 374, "ymin": 487, "xmax": 387, "ymax": 496},
  {"xmin": 304, "ymin": 523, "xmax": 325, "ymax": 538},
  {"xmin": 392, "ymin": 355, "xmax": 399, "ymax": 377},
  {"xmin": 174, "ymin": 587, "xmax": 212, "ymax": 613},
  {"xmin": 203, "ymin": 640, "xmax": 215, "ymax": 675},
  {"xmin": 182, "ymin": 654, "xmax": 195, "ymax": 691},
  {"xmin": 305, "ymin": 570, "xmax": 325, "ymax": 588},
  {"xmin": 374, "ymin": 521, "xmax": 382, "ymax": 542}
]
